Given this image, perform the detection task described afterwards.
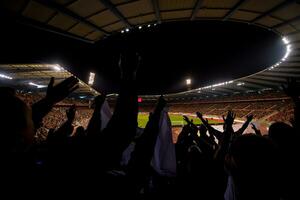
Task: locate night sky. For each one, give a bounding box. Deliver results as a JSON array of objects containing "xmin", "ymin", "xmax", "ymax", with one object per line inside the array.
[{"xmin": 0, "ymin": 18, "xmax": 285, "ymax": 95}]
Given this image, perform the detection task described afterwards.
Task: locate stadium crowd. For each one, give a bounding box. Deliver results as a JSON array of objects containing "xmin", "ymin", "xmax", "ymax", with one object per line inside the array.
[
  {"xmin": 0, "ymin": 53, "xmax": 299, "ymax": 200},
  {"xmin": 140, "ymin": 96, "xmax": 294, "ymax": 123}
]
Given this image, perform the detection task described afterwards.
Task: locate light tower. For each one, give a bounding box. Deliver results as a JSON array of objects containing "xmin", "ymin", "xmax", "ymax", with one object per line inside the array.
[
  {"xmin": 186, "ymin": 78, "xmax": 191, "ymax": 90},
  {"xmin": 88, "ymin": 72, "xmax": 95, "ymax": 85}
]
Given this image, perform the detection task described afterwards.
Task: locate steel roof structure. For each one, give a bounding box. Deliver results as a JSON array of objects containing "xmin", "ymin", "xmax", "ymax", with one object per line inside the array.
[
  {"xmin": 0, "ymin": 64, "xmax": 99, "ymax": 97},
  {"xmin": 0, "ymin": 0, "xmax": 300, "ymax": 99}
]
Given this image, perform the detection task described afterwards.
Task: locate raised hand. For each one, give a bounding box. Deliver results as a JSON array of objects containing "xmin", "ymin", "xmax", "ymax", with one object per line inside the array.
[
  {"xmin": 251, "ymin": 123, "xmax": 262, "ymax": 136},
  {"xmin": 196, "ymin": 112, "xmax": 203, "ymax": 119},
  {"xmin": 183, "ymin": 115, "xmax": 191, "ymax": 124},
  {"xmin": 66, "ymin": 104, "xmax": 76, "ymax": 122},
  {"xmin": 223, "ymin": 110, "xmax": 236, "ymax": 127},
  {"xmin": 32, "ymin": 76, "xmax": 79, "ymax": 129},
  {"xmin": 118, "ymin": 52, "xmax": 141, "ymax": 80},
  {"xmin": 156, "ymin": 95, "xmax": 167, "ymax": 111},
  {"xmin": 46, "ymin": 76, "xmax": 79, "ymax": 105}
]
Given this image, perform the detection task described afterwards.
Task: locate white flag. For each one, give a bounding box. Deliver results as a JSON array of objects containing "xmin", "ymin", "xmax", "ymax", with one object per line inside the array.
[{"xmin": 151, "ymin": 108, "xmax": 177, "ymax": 177}]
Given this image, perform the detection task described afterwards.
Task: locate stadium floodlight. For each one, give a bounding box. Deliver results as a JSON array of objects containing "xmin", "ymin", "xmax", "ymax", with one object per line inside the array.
[
  {"xmin": 121, "ymin": 30, "xmax": 124, "ymax": 33},
  {"xmin": 88, "ymin": 72, "xmax": 95, "ymax": 85},
  {"xmin": 53, "ymin": 65, "xmax": 62, "ymax": 71},
  {"xmin": 138, "ymin": 26, "xmax": 142, "ymax": 29},
  {"xmin": 125, "ymin": 28, "xmax": 129, "ymax": 32},
  {"xmin": 282, "ymin": 37, "xmax": 289, "ymax": 44},
  {"xmin": 147, "ymin": 24, "xmax": 151, "ymax": 27},
  {"xmin": 281, "ymin": 44, "xmax": 292, "ymax": 61},
  {"xmin": 237, "ymin": 82, "xmax": 245, "ymax": 86},
  {"xmin": 0, "ymin": 73, "xmax": 13, "ymax": 80},
  {"xmin": 186, "ymin": 78, "xmax": 191, "ymax": 85},
  {"xmin": 29, "ymin": 82, "xmax": 47, "ymax": 88}
]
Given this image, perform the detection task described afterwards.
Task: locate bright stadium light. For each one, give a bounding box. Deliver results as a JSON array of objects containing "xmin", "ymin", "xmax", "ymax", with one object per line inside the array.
[
  {"xmin": 29, "ymin": 82, "xmax": 47, "ymax": 88},
  {"xmin": 121, "ymin": 30, "xmax": 124, "ymax": 33},
  {"xmin": 147, "ymin": 24, "xmax": 151, "ymax": 27},
  {"xmin": 237, "ymin": 82, "xmax": 245, "ymax": 86},
  {"xmin": 138, "ymin": 26, "xmax": 142, "ymax": 29},
  {"xmin": 53, "ymin": 64, "xmax": 62, "ymax": 71},
  {"xmin": 282, "ymin": 37, "xmax": 289, "ymax": 44},
  {"xmin": 282, "ymin": 44, "xmax": 292, "ymax": 61},
  {"xmin": 125, "ymin": 28, "xmax": 129, "ymax": 32},
  {"xmin": 0, "ymin": 73, "xmax": 13, "ymax": 80},
  {"xmin": 88, "ymin": 72, "xmax": 95, "ymax": 85},
  {"xmin": 186, "ymin": 78, "xmax": 191, "ymax": 85}
]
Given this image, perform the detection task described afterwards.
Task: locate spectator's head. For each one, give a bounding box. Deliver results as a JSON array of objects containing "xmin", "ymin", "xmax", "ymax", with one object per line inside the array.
[
  {"xmin": 268, "ymin": 122, "xmax": 295, "ymax": 149},
  {"xmin": 0, "ymin": 88, "xmax": 35, "ymax": 152},
  {"xmin": 225, "ymin": 134, "xmax": 278, "ymax": 199}
]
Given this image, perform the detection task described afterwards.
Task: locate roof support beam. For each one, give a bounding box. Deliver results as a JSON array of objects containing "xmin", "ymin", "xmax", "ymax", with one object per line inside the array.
[
  {"xmin": 151, "ymin": 0, "xmax": 161, "ymax": 23},
  {"xmin": 275, "ymin": 67, "xmax": 300, "ymax": 73},
  {"xmin": 250, "ymin": 0, "xmax": 294, "ymax": 23},
  {"xmin": 190, "ymin": 0, "xmax": 204, "ymax": 20},
  {"xmin": 223, "ymin": 0, "xmax": 247, "ymax": 21},
  {"xmin": 243, "ymin": 81, "xmax": 268, "ymax": 89},
  {"xmin": 17, "ymin": 15, "xmax": 94, "ymax": 43},
  {"xmin": 34, "ymin": 0, "xmax": 109, "ymax": 35},
  {"xmin": 272, "ymin": 15, "xmax": 300, "ymax": 29},
  {"xmin": 99, "ymin": 0, "xmax": 132, "ymax": 27},
  {"xmin": 261, "ymin": 71, "xmax": 300, "ymax": 77},
  {"xmin": 251, "ymin": 75, "xmax": 287, "ymax": 83},
  {"xmin": 245, "ymin": 78, "xmax": 281, "ymax": 87}
]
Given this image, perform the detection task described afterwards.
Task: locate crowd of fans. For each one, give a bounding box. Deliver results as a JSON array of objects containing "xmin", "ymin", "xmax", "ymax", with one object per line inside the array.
[
  {"xmin": 1, "ymin": 53, "xmax": 299, "ymax": 199},
  {"xmin": 140, "ymin": 97, "xmax": 294, "ymax": 124}
]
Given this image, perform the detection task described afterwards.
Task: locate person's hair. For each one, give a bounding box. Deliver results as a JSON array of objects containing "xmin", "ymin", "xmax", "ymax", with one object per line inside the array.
[{"xmin": 268, "ymin": 122, "xmax": 295, "ymax": 148}]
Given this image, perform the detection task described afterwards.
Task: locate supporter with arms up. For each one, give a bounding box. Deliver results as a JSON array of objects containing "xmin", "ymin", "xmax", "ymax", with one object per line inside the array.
[
  {"xmin": 196, "ymin": 112, "xmax": 253, "ymax": 141},
  {"xmin": 32, "ymin": 76, "xmax": 79, "ymax": 129},
  {"xmin": 127, "ymin": 95, "xmax": 166, "ymax": 196},
  {"xmin": 94, "ymin": 52, "xmax": 141, "ymax": 170},
  {"xmin": 46, "ymin": 105, "xmax": 76, "ymax": 144},
  {"xmin": 0, "ymin": 76, "xmax": 79, "ymax": 194}
]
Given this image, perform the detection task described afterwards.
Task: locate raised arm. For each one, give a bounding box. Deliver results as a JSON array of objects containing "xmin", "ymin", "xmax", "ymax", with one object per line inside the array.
[
  {"xmin": 99, "ymin": 52, "xmax": 140, "ymax": 167},
  {"xmin": 235, "ymin": 114, "xmax": 253, "ymax": 136},
  {"xmin": 53, "ymin": 105, "xmax": 76, "ymax": 137},
  {"xmin": 32, "ymin": 76, "xmax": 79, "ymax": 129},
  {"xmin": 127, "ymin": 96, "xmax": 166, "ymax": 179},
  {"xmin": 196, "ymin": 112, "xmax": 223, "ymax": 140},
  {"xmin": 251, "ymin": 123, "xmax": 262, "ymax": 136},
  {"xmin": 215, "ymin": 111, "xmax": 235, "ymax": 162},
  {"xmin": 86, "ymin": 94, "xmax": 106, "ymax": 136}
]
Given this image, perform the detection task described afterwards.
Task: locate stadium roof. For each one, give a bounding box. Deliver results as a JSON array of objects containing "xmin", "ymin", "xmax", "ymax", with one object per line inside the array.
[
  {"xmin": 0, "ymin": 0, "xmax": 300, "ymax": 43},
  {"xmin": 1, "ymin": 0, "xmax": 300, "ymax": 99},
  {"xmin": 0, "ymin": 64, "xmax": 99, "ymax": 97}
]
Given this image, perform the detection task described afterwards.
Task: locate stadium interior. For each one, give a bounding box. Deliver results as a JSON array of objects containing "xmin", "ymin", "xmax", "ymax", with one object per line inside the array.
[{"xmin": 0, "ymin": 0, "xmax": 300, "ymax": 199}]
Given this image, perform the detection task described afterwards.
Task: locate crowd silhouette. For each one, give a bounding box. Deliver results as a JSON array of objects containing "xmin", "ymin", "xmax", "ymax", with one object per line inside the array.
[{"xmin": 0, "ymin": 53, "xmax": 299, "ymax": 199}]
